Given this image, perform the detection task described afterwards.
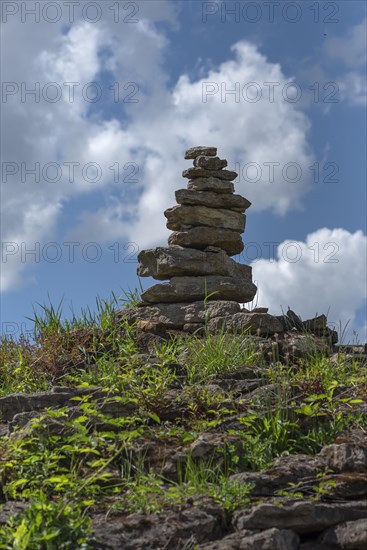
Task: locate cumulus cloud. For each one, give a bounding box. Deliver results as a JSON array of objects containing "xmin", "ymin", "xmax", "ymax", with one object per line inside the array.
[
  {"xmin": 2, "ymin": 6, "xmax": 317, "ymax": 293},
  {"xmin": 251, "ymin": 228, "xmax": 367, "ymax": 341},
  {"xmin": 69, "ymin": 39, "xmax": 315, "ymax": 248},
  {"xmin": 323, "ymin": 18, "xmax": 366, "ymax": 107}
]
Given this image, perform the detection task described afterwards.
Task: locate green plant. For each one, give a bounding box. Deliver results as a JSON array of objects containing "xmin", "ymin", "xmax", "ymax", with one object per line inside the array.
[
  {"xmin": 181, "ymin": 328, "xmax": 258, "ymax": 384},
  {"xmin": 0, "ymin": 492, "xmax": 93, "ymax": 549}
]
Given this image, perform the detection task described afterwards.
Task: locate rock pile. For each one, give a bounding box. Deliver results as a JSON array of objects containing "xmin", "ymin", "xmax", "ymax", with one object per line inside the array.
[
  {"xmin": 139, "ymin": 146, "xmax": 256, "ymax": 304},
  {"xmin": 118, "ymin": 146, "xmax": 340, "ymax": 341},
  {"xmin": 127, "ymin": 146, "xmax": 259, "ymax": 332}
]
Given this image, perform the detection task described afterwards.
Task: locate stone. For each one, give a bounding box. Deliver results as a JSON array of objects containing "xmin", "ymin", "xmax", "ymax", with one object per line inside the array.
[
  {"xmin": 136, "ymin": 320, "xmax": 167, "ymax": 335},
  {"xmin": 185, "ymin": 146, "xmax": 217, "ymax": 159},
  {"xmin": 183, "ymin": 167, "xmax": 238, "ymax": 181},
  {"xmin": 0, "ymin": 386, "xmax": 103, "ymax": 422},
  {"xmin": 0, "ymin": 502, "xmax": 28, "ymax": 525},
  {"xmin": 319, "ymin": 518, "xmax": 367, "ymax": 549},
  {"xmin": 141, "ymin": 275, "xmax": 257, "ymax": 304},
  {"xmin": 164, "ymin": 205, "xmax": 245, "ymax": 232},
  {"xmin": 92, "ymin": 505, "xmax": 226, "ymax": 548},
  {"xmin": 168, "ymin": 226, "xmax": 244, "ymax": 255},
  {"xmin": 208, "ymin": 312, "xmax": 284, "ymax": 336},
  {"xmin": 287, "ymin": 309, "xmax": 304, "ymax": 330},
  {"xmin": 117, "ymin": 300, "xmax": 241, "ymax": 329},
  {"xmin": 319, "ymin": 442, "xmax": 367, "ymax": 472},
  {"xmin": 194, "ymin": 156, "xmax": 228, "ymax": 170},
  {"xmin": 188, "ymin": 177, "xmax": 235, "ymax": 194},
  {"xmin": 138, "ymin": 246, "xmax": 251, "ymax": 281},
  {"xmin": 230, "ymin": 453, "xmax": 324, "ymax": 496},
  {"xmin": 175, "ymin": 188, "xmax": 251, "ymax": 212},
  {"xmin": 303, "ymin": 314, "xmax": 327, "ymax": 333},
  {"xmin": 280, "ymin": 333, "xmax": 332, "ymax": 360},
  {"xmin": 232, "ymin": 500, "xmax": 367, "ymax": 534},
  {"xmin": 201, "ymin": 528, "xmax": 300, "ymax": 550}
]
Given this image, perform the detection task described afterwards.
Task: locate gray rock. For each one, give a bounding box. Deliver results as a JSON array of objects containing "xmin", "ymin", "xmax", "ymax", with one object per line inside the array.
[
  {"xmin": 208, "ymin": 312, "xmax": 283, "ymax": 336},
  {"xmin": 183, "ymin": 167, "xmax": 238, "ymax": 181},
  {"xmin": 281, "ymin": 333, "xmax": 332, "ymax": 359},
  {"xmin": 232, "ymin": 500, "xmax": 367, "ymax": 535},
  {"xmin": 117, "ymin": 300, "xmax": 241, "ymax": 329},
  {"xmin": 319, "ymin": 442, "xmax": 367, "ymax": 472},
  {"xmin": 175, "ymin": 189, "xmax": 251, "ymax": 212},
  {"xmin": 194, "ymin": 156, "xmax": 228, "ymax": 170},
  {"xmin": 138, "ymin": 246, "xmax": 251, "ymax": 281},
  {"xmin": 185, "ymin": 146, "xmax": 217, "ymax": 159},
  {"xmin": 320, "ymin": 518, "xmax": 367, "ymax": 549},
  {"xmin": 201, "ymin": 528, "xmax": 300, "ymax": 550},
  {"xmin": 168, "ymin": 226, "xmax": 244, "ymax": 256},
  {"xmin": 0, "ymin": 502, "xmax": 28, "ymax": 525},
  {"xmin": 188, "ymin": 177, "xmax": 235, "ymax": 194},
  {"xmin": 230, "ymin": 453, "xmax": 324, "ymax": 496},
  {"xmin": 0, "ymin": 386, "xmax": 102, "ymax": 422},
  {"xmin": 318, "ymin": 473, "xmax": 367, "ymax": 499},
  {"xmin": 92, "ymin": 505, "xmax": 226, "ymax": 548},
  {"xmin": 141, "ymin": 275, "xmax": 257, "ymax": 304},
  {"xmin": 303, "ymin": 314, "xmax": 327, "ymax": 333},
  {"xmin": 164, "ymin": 205, "xmax": 245, "ymax": 232}
]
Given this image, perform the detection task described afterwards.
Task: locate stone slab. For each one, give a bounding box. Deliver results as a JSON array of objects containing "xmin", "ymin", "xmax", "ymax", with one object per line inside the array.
[
  {"xmin": 185, "ymin": 146, "xmax": 217, "ymax": 159},
  {"xmin": 193, "ymin": 156, "xmax": 227, "ymax": 170},
  {"xmin": 168, "ymin": 226, "xmax": 244, "ymax": 256},
  {"xmin": 183, "ymin": 167, "xmax": 238, "ymax": 181},
  {"xmin": 117, "ymin": 301, "xmax": 241, "ymax": 329},
  {"xmin": 187, "ymin": 177, "xmax": 235, "ymax": 194},
  {"xmin": 175, "ymin": 189, "xmax": 251, "ymax": 212},
  {"xmin": 141, "ymin": 275, "xmax": 257, "ymax": 304},
  {"xmin": 164, "ymin": 205, "xmax": 245, "ymax": 232},
  {"xmin": 138, "ymin": 246, "xmax": 252, "ymax": 280}
]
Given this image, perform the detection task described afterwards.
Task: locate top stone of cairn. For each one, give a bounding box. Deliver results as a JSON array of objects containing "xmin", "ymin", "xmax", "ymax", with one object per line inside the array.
[{"xmin": 184, "ymin": 146, "xmax": 217, "ymax": 159}]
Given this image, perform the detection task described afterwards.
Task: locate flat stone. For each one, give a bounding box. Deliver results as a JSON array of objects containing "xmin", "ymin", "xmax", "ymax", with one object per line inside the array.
[
  {"xmin": 232, "ymin": 500, "xmax": 367, "ymax": 535},
  {"xmin": 320, "ymin": 518, "xmax": 367, "ymax": 549},
  {"xmin": 230, "ymin": 453, "xmax": 324, "ymax": 496},
  {"xmin": 164, "ymin": 205, "xmax": 245, "ymax": 232},
  {"xmin": 193, "ymin": 156, "xmax": 227, "ymax": 170},
  {"xmin": 183, "ymin": 167, "xmax": 238, "ymax": 181},
  {"xmin": 319, "ymin": 442, "xmax": 367, "ymax": 472},
  {"xmin": 0, "ymin": 386, "xmax": 102, "ymax": 422},
  {"xmin": 303, "ymin": 314, "xmax": 327, "ymax": 332},
  {"xmin": 141, "ymin": 275, "xmax": 257, "ymax": 304},
  {"xmin": 175, "ymin": 189, "xmax": 251, "ymax": 212},
  {"xmin": 138, "ymin": 246, "xmax": 252, "ymax": 280},
  {"xmin": 92, "ymin": 505, "xmax": 226, "ymax": 548},
  {"xmin": 284, "ymin": 334, "xmax": 333, "ymax": 360},
  {"xmin": 169, "ymin": 227, "xmax": 244, "ymax": 256},
  {"xmin": 201, "ymin": 528, "xmax": 300, "ymax": 550},
  {"xmin": 208, "ymin": 312, "xmax": 284, "ymax": 336},
  {"xmin": 188, "ymin": 177, "xmax": 235, "ymax": 194},
  {"xmin": 116, "ymin": 300, "xmax": 241, "ymax": 330},
  {"xmin": 185, "ymin": 146, "xmax": 217, "ymax": 159}
]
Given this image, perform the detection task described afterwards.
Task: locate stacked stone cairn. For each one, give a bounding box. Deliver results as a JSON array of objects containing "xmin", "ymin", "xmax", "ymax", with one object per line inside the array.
[
  {"xmin": 121, "ymin": 146, "xmax": 338, "ymax": 343},
  {"xmin": 122, "ymin": 146, "xmax": 260, "ymax": 334}
]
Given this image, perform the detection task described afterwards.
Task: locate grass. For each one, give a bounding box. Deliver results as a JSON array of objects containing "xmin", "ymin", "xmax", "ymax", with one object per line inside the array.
[{"xmin": 0, "ymin": 292, "xmax": 366, "ymax": 547}]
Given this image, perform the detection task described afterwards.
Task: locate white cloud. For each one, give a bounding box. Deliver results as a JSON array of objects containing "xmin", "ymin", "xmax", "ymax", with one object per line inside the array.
[
  {"xmin": 324, "ymin": 18, "xmax": 367, "ymax": 69},
  {"xmin": 323, "ymin": 18, "xmax": 366, "ymax": 107},
  {"xmin": 251, "ymin": 228, "xmax": 367, "ymax": 342},
  {"xmin": 69, "ymin": 39, "xmax": 315, "ymax": 248},
  {"xmin": 2, "ymin": 14, "xmax": 317, "ymax": 293}
]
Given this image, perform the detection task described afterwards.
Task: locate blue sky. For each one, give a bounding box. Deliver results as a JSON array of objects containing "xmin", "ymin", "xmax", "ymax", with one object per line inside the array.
[{"xmin": 1, "ymin": 0, "xmax": 366, "ymax": 342}]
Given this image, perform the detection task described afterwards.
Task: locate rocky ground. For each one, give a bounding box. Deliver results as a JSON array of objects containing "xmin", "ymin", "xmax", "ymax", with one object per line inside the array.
[{"xmin": 0, "ymin": 311, "xmax": 366, "ymax": 548}]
